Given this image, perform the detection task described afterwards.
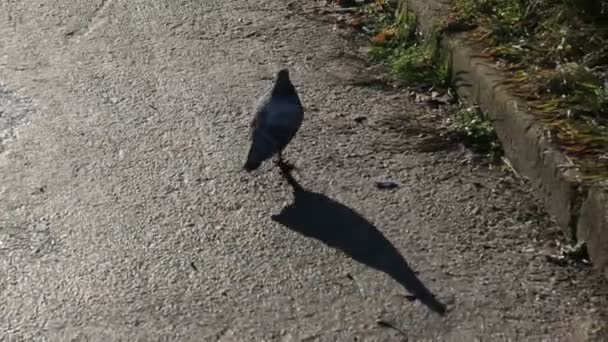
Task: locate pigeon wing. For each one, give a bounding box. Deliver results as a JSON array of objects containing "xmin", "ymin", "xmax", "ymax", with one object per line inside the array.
[{"xmin": 263, "ymin": 101, "xmax": 303, "ymax": 152}]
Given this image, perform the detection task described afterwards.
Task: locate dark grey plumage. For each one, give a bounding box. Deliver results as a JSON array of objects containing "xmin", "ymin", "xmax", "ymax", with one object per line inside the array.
[{"xmin": 244, "ymin": 69, "xmax": 304, "ymax": 172}]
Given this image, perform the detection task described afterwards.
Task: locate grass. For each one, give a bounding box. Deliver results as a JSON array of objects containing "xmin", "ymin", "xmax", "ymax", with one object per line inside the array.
[
  {"xmin": 372, "ymin": 41, "xmax": 449, "ymax": 86},
  {"xmin": 357, "ymin": 0, "xmax": 502, "ymax": 160},
  {"xmin": 363, "ymin": 1, "xmax": 451, "ymax": 88},
  {"xmin": 451, "ymin": 0, "xmax": 608, "ymax": 181},
  {"xmin": 446, "ymin": 105, "xmax": 504, "ymax": 161}
]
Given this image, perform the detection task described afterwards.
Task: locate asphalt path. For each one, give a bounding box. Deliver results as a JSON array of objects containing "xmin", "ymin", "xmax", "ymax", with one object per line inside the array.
[{"xmin": 0, "ymin": 0, "xmax": 606, "ymax": 340}]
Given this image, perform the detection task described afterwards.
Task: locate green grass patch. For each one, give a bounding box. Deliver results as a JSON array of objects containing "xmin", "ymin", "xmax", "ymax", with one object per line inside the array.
[
  {"xmin": 363, "ymin": 1, "xmax": 451, "ymax": 88},
  {"xmin": 447, "ymin": 105, "xmax": 504, "ymax": 162},
  {"xmin": 371, "ymin": 41, "xmax": 450, "ymax": 86}
]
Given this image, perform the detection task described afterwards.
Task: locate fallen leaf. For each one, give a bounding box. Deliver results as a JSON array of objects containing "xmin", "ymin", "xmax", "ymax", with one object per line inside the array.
[
  {"xmin": 348, "ymin": 15, "xmax": 366, "ymax": 29},
  {"xmin": 561, "ymin": 144, "xmax": 589, "ymax": 155},
  {"xmin": 414, "ymin": 93, "xmax": 431, "ymax": 103},
  {"xmin": 372, "ymin": 28, "xmax": 398, "ymax": 43}
]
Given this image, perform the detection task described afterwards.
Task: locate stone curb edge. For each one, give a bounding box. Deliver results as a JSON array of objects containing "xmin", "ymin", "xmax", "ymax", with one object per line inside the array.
[{"xmin": 400, "ymin": 0, "xmax": 608, "ymax": 278}]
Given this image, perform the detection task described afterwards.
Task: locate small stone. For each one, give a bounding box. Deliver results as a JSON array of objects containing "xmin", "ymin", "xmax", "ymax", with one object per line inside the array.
[
  {"xmin": 354, "ymin": 116, "xmax": 367, "ymax": 124},
  {"xmin": 375, "ymin": 180, "xmax": 399, "ymax": 190}
]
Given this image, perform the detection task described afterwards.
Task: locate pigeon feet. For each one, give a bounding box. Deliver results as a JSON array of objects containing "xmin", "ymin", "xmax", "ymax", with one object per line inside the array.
[{"xmin": 275, "ymin": 157, "xmax": 296, "ymax": 173}]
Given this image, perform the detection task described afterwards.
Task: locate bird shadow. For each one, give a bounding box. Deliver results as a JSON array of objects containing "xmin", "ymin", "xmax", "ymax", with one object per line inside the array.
[{"xmin": 271, "ymin": 169, "xmax": 447, "ymax": 316}]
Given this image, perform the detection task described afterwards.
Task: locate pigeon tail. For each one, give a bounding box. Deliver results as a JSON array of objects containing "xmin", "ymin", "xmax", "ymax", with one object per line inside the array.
[
  {"xmin": 244, "ymin": 129, "xmax": 277, "ymax": 171},
  {"xmin": 243, "ymin": 159, "xmax": 262, "ymax": 172}
]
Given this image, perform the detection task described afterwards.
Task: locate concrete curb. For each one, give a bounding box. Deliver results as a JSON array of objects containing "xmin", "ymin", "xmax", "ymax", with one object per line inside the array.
[
  {"xmin": 578, "ymin": 186, "xmax": 608, "ymax": 279},
  {"xmin": 399, "ymin": 0, "xmax": 608, "ymax": 277}
]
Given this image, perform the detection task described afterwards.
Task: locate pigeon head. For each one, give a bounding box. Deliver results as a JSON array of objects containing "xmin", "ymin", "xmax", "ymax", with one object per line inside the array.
[
  {"xmin": 277, "ymin": 68, "xmax": 290, "ymax": 81},
  {"xmin": 271, "ymin": 68, "xmax": 296, "ymax": 97}
]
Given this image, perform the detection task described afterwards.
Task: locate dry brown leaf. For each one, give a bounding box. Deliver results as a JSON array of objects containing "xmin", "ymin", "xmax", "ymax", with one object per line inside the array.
[
  {"xmin": 372, "ymin": 28, "xmax": 398, "ymax": 43},
  {"xmin": 348, "ymin": 15, "xmax": 366, "ymax": 29},
  {"xmin": 562, "ymin": 144, "xmax": 589, "ymax": 155}
]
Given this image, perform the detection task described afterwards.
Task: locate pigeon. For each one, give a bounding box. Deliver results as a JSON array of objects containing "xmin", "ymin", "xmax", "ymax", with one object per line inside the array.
[{"xmin": 244, "ymin": 68, "xmax": 304, "ymax": 172}]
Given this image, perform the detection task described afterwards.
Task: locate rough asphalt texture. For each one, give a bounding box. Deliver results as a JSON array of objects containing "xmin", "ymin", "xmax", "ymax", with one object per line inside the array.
[{"xmin": 0, "ymin": 0, "xmax": 607, "ymax": 341}]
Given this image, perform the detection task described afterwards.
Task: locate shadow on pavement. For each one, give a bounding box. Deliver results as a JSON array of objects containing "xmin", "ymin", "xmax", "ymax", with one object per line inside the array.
[{"xmin": 271, "ymin": 168, "xmax": 447, "ymax": 316}]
